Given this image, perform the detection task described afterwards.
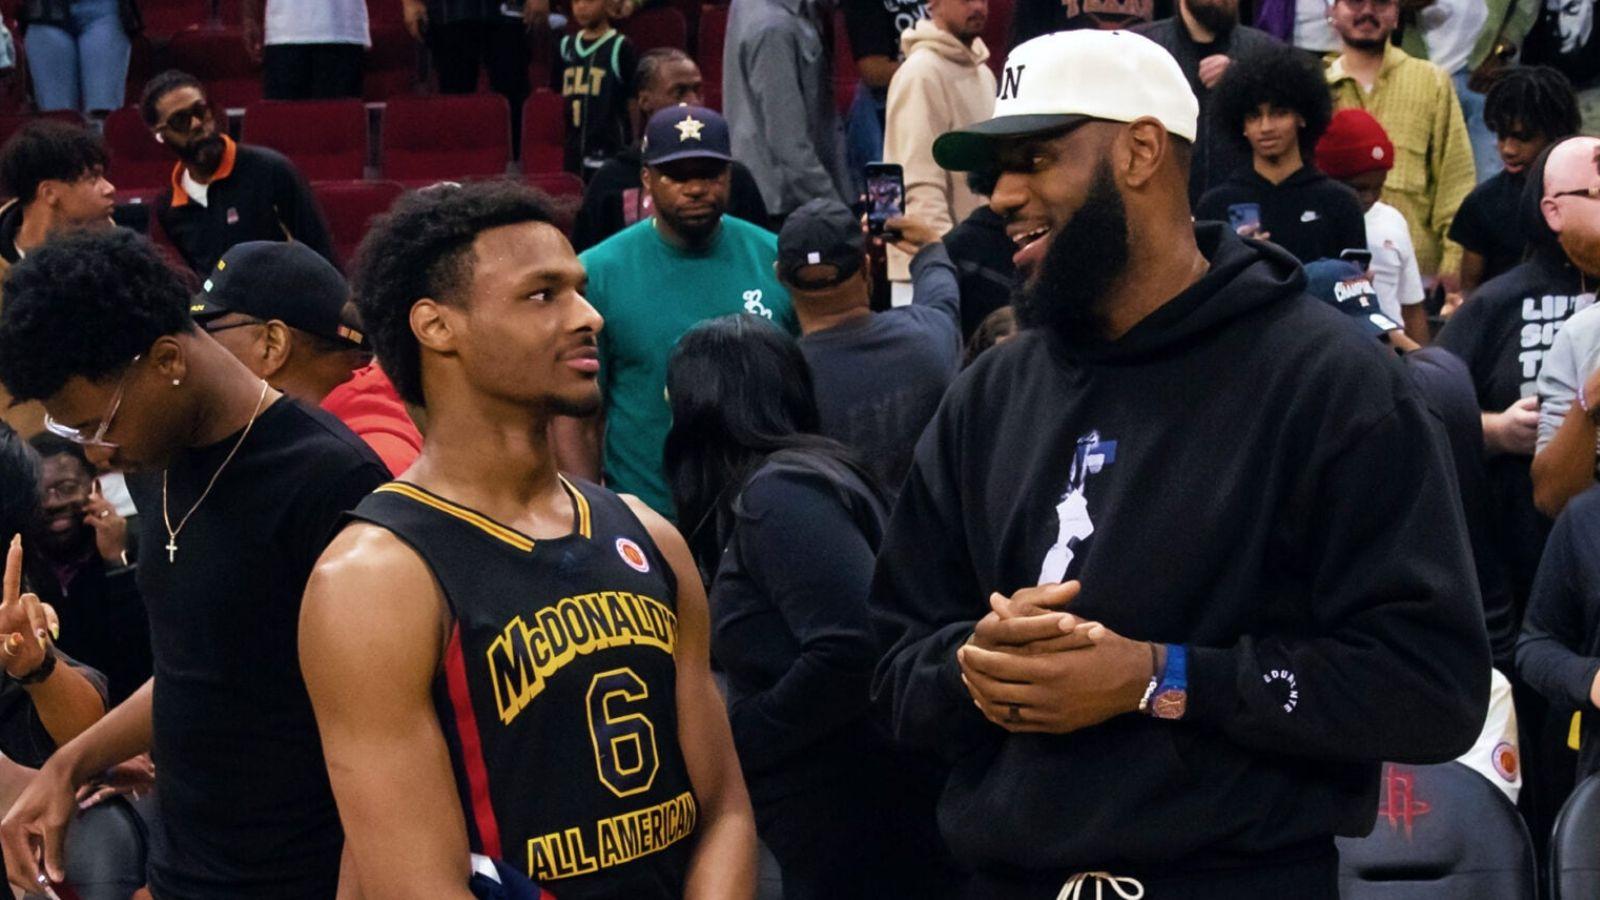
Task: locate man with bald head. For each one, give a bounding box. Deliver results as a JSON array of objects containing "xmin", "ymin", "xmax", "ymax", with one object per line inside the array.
[
  {"xmin": 868, "ymin": 28, "xmax": 1487, "ymax": 899},
  {"xmin": 1438, "ymin": 136, "xmax": 1600, "ymax": 608}
]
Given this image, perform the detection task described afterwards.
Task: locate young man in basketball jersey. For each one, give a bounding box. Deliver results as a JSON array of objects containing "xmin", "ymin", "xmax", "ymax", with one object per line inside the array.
[{"xmin": 301, "ymin": 181, "xmax": 757, "ymax": 898}]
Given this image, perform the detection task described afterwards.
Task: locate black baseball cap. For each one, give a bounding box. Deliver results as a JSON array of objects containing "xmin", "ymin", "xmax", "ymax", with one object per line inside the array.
[
  {"xmin": 642, "ymin": 104, "xmax": 733, "ymax": 167},
  {"xmin": 1303, "ymin": 259, "xmax": 1399, "ymax": 338},
  {"xmin": 190, "ymin": 241, "xmax": 365, "ymax": 348},
  {"xmin": 776, "ymin": 198, "xmax": 864, "ymax": 290}
]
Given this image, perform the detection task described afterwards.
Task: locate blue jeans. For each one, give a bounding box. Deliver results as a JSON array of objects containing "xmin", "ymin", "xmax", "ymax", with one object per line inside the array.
[
  {"xmin": 1454, "ymin": 68, "xmax": 1500, "ymax": 184},
  {"xmin": 843, "ymin": 79, "xmax": 886, "ymax": 199},
  {"xmin": 25, "ymin": 0, "xmax": 130, "ymax": 113}
]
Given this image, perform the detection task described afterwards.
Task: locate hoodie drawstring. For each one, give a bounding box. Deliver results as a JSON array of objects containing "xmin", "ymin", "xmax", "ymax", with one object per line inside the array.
[{"xmin": 1056, "ymin": 871, "xmax": 1146, "ymax": 900}]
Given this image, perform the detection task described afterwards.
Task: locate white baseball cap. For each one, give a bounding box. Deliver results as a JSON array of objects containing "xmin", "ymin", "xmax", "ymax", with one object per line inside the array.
[{"xmin": 933, "ymin": 29, "xmax": 1201, "ymax": 172}]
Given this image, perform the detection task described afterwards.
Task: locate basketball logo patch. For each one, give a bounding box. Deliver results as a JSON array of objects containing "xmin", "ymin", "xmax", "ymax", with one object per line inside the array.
[
  {"xmin": 1492, "ymin": 741, "xmax": 1519, "ymax": 782},
  {"xmin": 616, "ymin": 537, "xmax": 650, "ymax": 573}
]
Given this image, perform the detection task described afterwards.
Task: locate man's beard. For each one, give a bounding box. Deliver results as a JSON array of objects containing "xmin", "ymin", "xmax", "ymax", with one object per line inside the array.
[
  {"xmin": 1186, "ymin": 0, "xmax": 1237, "ymax": 38},
  {"xmin": 1560, "ymin": 225, "xmax": 1600, "ymax": 279},
  {"xmin": 660, "ymin": 204, "xmax": 724, "ymax": 243},
  {"xmin": 1014, "ymin": 158, "xmax": 1130, "ymax": 340},
  {"xmin": 175, "ymin": 134, "xmax": 227, "ymax": 167},
  {"xmin": 1341, "ymin": 15, "xmax": 1388, "ymax": 50}
]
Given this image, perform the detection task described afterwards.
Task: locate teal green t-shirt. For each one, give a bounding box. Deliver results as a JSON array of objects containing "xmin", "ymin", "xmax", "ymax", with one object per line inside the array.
[{"xmin": 580, "ymin": 216, "xmax": 796, "ymax": 519}]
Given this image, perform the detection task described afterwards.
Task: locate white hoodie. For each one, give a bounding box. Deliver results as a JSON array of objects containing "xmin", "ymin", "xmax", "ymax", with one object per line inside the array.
[{"xmin": 883, "ymin": 19, "xmax": 996, "ymax": 281}]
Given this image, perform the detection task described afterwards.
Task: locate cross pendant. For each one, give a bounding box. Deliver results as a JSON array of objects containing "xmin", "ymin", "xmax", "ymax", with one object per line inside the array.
[{"xmin": 166, "ymin": 539, "xmax": 178, "ymax": 563}]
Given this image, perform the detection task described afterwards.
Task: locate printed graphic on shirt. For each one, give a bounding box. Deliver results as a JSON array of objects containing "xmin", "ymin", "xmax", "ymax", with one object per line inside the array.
[
  {"xmin": 1064, "ymin": 0, "xmax": 1151, "ymax": 20},
  {"xmin": 743, "ymin": 289, "xmax": 773, "ymax": 319},
  {"xmin": 1037, "ymin": 431, "xmax": 1118, "ymax": 585},
  {"xmin": 1518, "ymin": 292, "xmax": 1595, "ymax": 396}
]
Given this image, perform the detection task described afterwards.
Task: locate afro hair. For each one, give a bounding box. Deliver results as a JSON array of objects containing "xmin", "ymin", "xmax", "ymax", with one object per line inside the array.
[{"xmin": 1210, "ymin": 45, "xmax": 1334, "ymax": 162}]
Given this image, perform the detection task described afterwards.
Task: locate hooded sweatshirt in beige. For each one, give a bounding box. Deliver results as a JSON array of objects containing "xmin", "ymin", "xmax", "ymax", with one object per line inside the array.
[{"xmin": 883, "ymin": 19, "xmax": 996, "ymax": 282}]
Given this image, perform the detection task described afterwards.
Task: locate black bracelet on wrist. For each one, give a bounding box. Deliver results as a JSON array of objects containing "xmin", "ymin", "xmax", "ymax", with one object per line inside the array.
[{"xmin": 13, "ymin": 650, "xmax": 56, "ymax": 686}]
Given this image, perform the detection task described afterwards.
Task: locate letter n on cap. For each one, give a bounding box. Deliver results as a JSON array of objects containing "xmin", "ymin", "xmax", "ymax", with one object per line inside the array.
[{"xmin": 999, "ymin": 64, "xmax": 1026, "ymax": 101}]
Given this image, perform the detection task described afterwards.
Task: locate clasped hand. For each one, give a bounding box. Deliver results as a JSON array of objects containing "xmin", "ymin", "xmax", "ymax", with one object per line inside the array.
[{"xmin": 957, "ymin": 581, "xmax": 1154, "ymax": 734}]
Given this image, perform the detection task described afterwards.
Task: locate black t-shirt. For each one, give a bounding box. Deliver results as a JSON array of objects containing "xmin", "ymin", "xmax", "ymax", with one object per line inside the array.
[
  {"xmin": 126, "ymin": 398, "xmax": 388, "ymax": 900},
  {"xmin": 1009, "ymin": 0, "xmax": 1171, "ymax": 50},
  {"xmin": 569, "ymin": 149, "xmax": 771, "ymax": 251},
  {"xmin": 1196, "ymin": 165, "xmax": 1368, "ymax": 265},
  {"xmin": 26, "ymin": 549, "xmax": 152, "ymax": 706},
  {"xmin": 841, "ymin": 0, "xmax": 927, "ymax": 60},
  {"xmin": 0, "ymin": 652, "xmax": 108, "ymax": 769},
  {"xmin": 1449, "ymin": 169, "xmax": 1529, "ymax": 283},
  {"xmin": 1434, "ymin": 253, "xmax": 1590, "ymax": 598},
  {"xmin": 1524, "ymin": 0, "xmax": 1600, "ymax": 89}
]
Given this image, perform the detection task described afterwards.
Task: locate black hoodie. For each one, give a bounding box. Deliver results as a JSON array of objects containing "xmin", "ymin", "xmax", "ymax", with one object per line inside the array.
[
  {"xmin": 869, "ymin": 223, "xmax": 1489, "ymax": 880},
  {"xmin": 1196, "ymin": 165, "xmax": 1368, "ymax": 265}
]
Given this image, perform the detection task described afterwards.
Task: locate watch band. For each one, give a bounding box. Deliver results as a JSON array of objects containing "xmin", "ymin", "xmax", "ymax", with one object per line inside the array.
[
  {"xmin": 13, "ymin": 650, "xmax": 56, "ymax": 686},
  {"xmin": 1150, "ymin": 644, "xmax": 1188, "ymax": 720}
]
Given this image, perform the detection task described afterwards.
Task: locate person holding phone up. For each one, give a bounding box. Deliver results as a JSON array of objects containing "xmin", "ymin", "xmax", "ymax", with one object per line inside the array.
[{"xmin": 1196, "ymin": 44, "xmax": 1367, "ymax": 265}]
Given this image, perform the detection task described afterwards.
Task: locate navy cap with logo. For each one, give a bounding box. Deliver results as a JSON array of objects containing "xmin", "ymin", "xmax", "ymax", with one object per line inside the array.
[
  {"xmin": 776, "ymin": 198, "xmax": 865, "ymax": 290},
  {"xmin": 642, "ymin": 104, "xmax": 733, "ymax": 167},
  {"xmin": 190, "ymin": 241, "xmax": 365, "ymax": 348},
  {"xmin": 1303, "ymin": 258, "xmax": 1399, "ymax": 338}
]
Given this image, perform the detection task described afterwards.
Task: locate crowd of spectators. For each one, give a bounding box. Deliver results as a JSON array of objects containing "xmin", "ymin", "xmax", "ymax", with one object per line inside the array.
[{"xmin": 0, "ymin": 0, "xmax": 1595, "ymax": 897}]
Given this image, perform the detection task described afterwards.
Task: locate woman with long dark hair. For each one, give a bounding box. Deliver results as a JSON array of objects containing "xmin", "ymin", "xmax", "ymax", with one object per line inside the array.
[{"xmin": 664, "ymin": 314, "xmax": 954, "ymax": 899}]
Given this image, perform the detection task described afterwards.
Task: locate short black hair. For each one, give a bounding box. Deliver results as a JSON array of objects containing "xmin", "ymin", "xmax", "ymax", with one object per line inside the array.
[
  {"xmin": 0, "ymin": 424, "xmax": 39, "ymax": 549},
  {"xmin": 636, "ymin": 48, "xmax": 694, "ymax": 93},
  {"xmin": 1211, "ymin": 45, "xmax": 1333, "ymax": 160},
  {"xmin": 0, "ymin": 121, "xmax": 108, "ymax": 205},
  {"xmin": 0, "ymin": 229, "xmax": 193, "ymax": 402},
  {"xmin": 27, "ymin": 433, "xmax": 89, "ymax": 473},
  {"xmin": 139, "ymin": 69, "xmax": 203, "ymax": 127},
  {"xmin": 1484, "ymin": 66, "xmax": 1581, "ymax": 143},
  {"xmin": 352, "ymin": 180, "xmax": 556, "ymax": 408}
]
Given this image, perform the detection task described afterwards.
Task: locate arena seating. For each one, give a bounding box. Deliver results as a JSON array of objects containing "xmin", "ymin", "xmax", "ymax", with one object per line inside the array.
[
  {"xmin": 520, "ymin": 90, "xmax": 566, "ymax": 176},
  {"xmin": 312, "ymin": 179, "xmax": 404, "ymax": 271},
  {"xmin": 620, "ymin": 6, "xmax": 689, "ymax": 55},
  {"xmin": 380, "ymin": 93, "xmax": 512, "ymax": 183},
  {"xmin": 1337, "ymin": 762, "xmax": 1536, "ymax": 899},
  {"xmin": 103, "ymin": 107, "xmax": 174, "ymax": 192},
  {"xmin": 242, "ymin": 99, "xmax": 368, "ymax": 181},
  {"xmin": 164, "ymin": 29, "xmax": 262, "ymax": 110},
  {"xmin": 1549, "ymin": 771, "xmax": 1600, "ymax": 899}
]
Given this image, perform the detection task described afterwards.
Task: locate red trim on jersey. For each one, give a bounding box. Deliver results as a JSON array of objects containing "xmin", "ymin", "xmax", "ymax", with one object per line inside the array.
[{"xmin": 446, "ymin": 623, "xmax": 504, "ymax": 858}]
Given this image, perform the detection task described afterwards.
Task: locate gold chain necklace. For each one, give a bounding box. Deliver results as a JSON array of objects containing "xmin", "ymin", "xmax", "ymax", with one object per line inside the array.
[{"xmin": 161, "ymin": 379, "xmax": 271, "ymax": 563}]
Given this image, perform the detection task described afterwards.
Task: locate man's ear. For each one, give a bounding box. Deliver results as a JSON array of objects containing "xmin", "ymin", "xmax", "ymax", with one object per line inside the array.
[
  {"xmin": 259, "ymin": 320, "xmax": 292, "ymax": 378},
  {"xmin": 411, "ymin": 298, "xmax": 459, "ymax": 355},
  {"xmin": 1119, "ymin": 118, "xmax": 1168, "ymax": 191},
  {"xmin": 1543, "ymin": 196, "xmax": 1565, "ymax": 235}
]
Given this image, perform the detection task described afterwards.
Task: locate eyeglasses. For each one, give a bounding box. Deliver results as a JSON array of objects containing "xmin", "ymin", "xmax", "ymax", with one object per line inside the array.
[
  {"xmin": 41, "ymin": 479, "xmax": 87, "ymax": 504},
  {"xmin": 42, "ymin": 354, "xmax": 140, "ymax": 449},
  {"xmin": 1552, "ymin": 185, "xmax": 1600, "ymax": 202},
  {"xmin": 156, "ymin": 100, "xmax": 211, "ymax": 134}
]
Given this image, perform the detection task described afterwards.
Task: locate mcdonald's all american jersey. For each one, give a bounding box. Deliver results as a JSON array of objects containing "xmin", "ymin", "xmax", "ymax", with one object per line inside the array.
[{"xmin": 347, "ymin": 476, "xmax": 697, "ymax": 898}]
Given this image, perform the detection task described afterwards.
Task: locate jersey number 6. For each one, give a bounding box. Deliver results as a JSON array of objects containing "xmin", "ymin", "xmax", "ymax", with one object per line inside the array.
[{"xmin": 586, "ymin": 668, "xmax": 661, "ymax": 798}]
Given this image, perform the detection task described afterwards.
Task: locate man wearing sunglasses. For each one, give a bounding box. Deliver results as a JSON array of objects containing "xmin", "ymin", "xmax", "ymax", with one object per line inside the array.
[
  {"xmin": 139, "ymin": 70, "xmax": 337, "ymax": 276},
  {"xmin": 192, "ymin": 241, "xmax": 422, "ymax": 476},
  {"xmin": 0, "ymin": 228, "xmax": 389, "ymax": 898}
]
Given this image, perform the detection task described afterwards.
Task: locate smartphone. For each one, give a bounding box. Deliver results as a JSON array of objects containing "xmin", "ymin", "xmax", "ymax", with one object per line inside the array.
[
  {"xmin": 1340, "ymin": 248, "xmax": 1373, "ymax": 269},
  {"xmin": 1226, "ymin": 202, "xmax": 1261, "ymax": 235},
  {"xmin": 864, "ymin": 162, "xmax": 905, "ymax": 236}
]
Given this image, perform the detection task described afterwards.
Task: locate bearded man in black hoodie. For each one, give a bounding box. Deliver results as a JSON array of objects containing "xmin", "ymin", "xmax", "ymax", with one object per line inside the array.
[{"xmin": 868, "ymin": 28, "xmax": 1490, "ymax": 900}]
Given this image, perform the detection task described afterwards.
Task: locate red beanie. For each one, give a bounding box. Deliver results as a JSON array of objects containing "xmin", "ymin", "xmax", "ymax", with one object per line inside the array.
[{"xmin": 1315, "ymin": 109, "xmax": 1395, "ymax": 179}]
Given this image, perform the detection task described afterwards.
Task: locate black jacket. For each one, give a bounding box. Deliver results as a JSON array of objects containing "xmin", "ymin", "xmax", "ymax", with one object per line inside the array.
[
  {"xmin": 1197, "ymin": 164, "xmax": 1368, "ymax": 264},
  {"xmin": 869, "ymin": 223, "xmax": 1489, "ymax": 877},
  {"xmin": 1132, "ymin": 18, "xmax": 1281, "ymax": 205},
  {"xmin": 942, "ymin": 204, "xmax": 1015, "ymax": 340}
]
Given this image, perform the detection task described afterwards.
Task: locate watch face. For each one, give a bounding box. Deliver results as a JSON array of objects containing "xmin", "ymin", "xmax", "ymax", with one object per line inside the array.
[{"xmin": 1152, "ymin": 689, "xmax": 1187, "ymax": 720}]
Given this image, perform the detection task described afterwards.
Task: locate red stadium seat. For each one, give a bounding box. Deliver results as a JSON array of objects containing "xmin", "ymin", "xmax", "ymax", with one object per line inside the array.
[
  {"xmin": 620, "ymin": 6, "xmax": 688, "ymax": 54},
  {"xmin": 103, "ymin": 107, "xmax": 174, "ymax": 192},
  {"xmin": 242, "ymin": 99, "xmax": 367, "ymax": 181},
  {"xmin": 696, "ymin": 4, "xmax": 727, "ymax": 89},
  {"xmin": 0, "ymin": 111, "xmax": 86, "ymax": 151},
  {"xmin": 363, "ymin": 24, "xmax": 420, "ymax": 102},
  {"xmin": 136, "ymin": 0, "xmax": 211, "ymax": 39},
  {"xmin": 164, "ymin": 28, "xmax": 263, "ymax": 110},
  {"xmin": 311, "ymin": 179, "xmax": 404, "ymax": 271},
  {"xmin": 982, "ymin": 0, "xmax": 1011, "ymax": 75},
  {"xmin": 367, "ymin": 0, "xmax": 405, "ymax": 27},
  {"xmin": 830, "ymin": 8, "xmax": 856, "ymax": 118},
  {"xmin": 520, "ymin": 90, "xmax": 565, "ymax": 175},
  {"xmin": 380, "ymin": 93, "xmax": 510, "ymax": 182},
  {"xmin": 526, "ymin": 171, "xmax": 582, "ymax": 199}
]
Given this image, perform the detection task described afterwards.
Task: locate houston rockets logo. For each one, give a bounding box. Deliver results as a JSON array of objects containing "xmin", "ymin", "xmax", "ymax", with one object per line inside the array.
[
  {"xmin": 1036, "ymin": 432, "xmax": 1117, "ymax": 585},
  {"xmin": 1376, "ymin": 763, "xmax": 1431, "ymax": 841}
]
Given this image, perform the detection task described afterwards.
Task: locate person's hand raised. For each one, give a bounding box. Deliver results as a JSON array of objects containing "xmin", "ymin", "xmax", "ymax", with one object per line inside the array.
[{"xmin": 0, "ymin": 537, "xmax": 52, "ymax": 681}]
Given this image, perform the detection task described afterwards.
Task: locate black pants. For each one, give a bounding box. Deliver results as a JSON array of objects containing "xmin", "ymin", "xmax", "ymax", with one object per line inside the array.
[
  {"xmin": 427, "ymin": 19, "xmax": 530, "ymax": 156},
  {"xmin": 262, "ymin": 43, "xmax": 366, "ymax": 100}
]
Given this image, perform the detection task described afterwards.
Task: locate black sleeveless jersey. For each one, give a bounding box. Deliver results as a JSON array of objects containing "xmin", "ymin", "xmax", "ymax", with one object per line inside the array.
[{"xmin": 348, "ymin": 476, "xmax": 697, "ymax": 898}]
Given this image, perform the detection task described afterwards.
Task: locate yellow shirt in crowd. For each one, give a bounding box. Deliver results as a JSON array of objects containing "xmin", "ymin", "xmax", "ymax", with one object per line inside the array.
[{"xmin": 1327, "ymin": 44, "xmax": 1476, "ymax": 279}]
